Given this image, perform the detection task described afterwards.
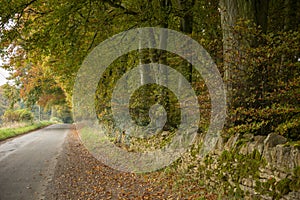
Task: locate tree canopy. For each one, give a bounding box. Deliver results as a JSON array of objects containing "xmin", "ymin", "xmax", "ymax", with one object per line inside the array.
[{"xmin": 0, "ymin": 0, "xmax": 299, "ymax": 137}]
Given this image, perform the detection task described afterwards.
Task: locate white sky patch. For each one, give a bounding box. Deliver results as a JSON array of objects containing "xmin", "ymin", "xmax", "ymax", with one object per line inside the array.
[
  {"xmin": 0, "ymin": 17, "xmax": 18, "ymax": 86},
  {"xmin": 0, "ymin": 59, "xmax": 10, "ymax": 86}
]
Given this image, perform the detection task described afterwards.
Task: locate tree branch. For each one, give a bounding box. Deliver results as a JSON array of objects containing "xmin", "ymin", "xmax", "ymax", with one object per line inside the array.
[
  {"xmin": 103, "ymin": 0, "xmax": 138, "ymax": 15},
  {"xmin": 87, "ymin": 30, "xmax": 98, "ymax": 52}
]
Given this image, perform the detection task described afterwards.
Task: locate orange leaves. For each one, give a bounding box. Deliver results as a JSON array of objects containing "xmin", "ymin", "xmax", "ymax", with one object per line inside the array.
[{"xmin": 46, "ymin": 129, "xmax": 214, "ymax": 200}]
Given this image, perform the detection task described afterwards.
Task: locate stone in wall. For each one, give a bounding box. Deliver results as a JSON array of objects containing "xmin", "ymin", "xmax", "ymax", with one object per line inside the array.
[{"xmin": 201, "ymin": 132, "xmax": 300, "ymax": 199}]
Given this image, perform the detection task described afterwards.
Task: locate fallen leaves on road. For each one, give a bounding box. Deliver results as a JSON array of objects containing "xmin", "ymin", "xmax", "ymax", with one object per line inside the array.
[{"xmin": 46, "ymin": 129, "xmax": 215, "ymax": 200}]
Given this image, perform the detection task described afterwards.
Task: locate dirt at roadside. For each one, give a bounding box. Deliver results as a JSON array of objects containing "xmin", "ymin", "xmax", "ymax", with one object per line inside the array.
[{"xmin": 45, "ymin": 129, "xmax": 175, "ymax": 200}]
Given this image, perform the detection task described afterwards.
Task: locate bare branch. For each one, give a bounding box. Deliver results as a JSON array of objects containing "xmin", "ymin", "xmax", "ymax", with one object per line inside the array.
[{"xmin": 103, "ymin": 0, "xmax": 138, "ymax": 15}]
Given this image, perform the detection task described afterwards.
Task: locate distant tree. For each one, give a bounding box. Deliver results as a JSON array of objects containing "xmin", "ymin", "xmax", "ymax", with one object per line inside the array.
[
  {"xmin": 0, "ymin": 86, "xmax": 9, "ymax": 118},
  {"xmin": 2, "ymin": 83, "xmax": 20, "ymax": 109}
]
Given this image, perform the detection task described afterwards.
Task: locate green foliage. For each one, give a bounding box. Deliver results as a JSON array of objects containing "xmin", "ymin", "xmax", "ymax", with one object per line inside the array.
[
  {"xmin": 18, "ymin": 109, "xmax": 33, "ymax": 121},
  {"xmin": 254, "ymin": 169, "xmax": 300, "ymax": 200},
  {"xmin": 0, "ymin": 121, "xmax": 53, "ymax": 141},
  {"xmin": 50, "ymin": 117, "xmax": 63, "ymax": 123},
  {"xmin": 2, "ymin": 109, "xmax": 33, "ymax": 123},
  {"xmin": 275, "ymin": 115, "xmax": 300, "ymax": 140},
  {"xmin": 0, "ymin": 0, "xmax": 299, "ymax": 141},
  {"xmin": 0, "ymin": 0, "xmax": 299, "ymax": 199},
  {"xmin": 178, "ymin": 149, "xmax": 266, "ymax": 198},
  {"xmin": 55, "ymin": 105, "xmax": 73, "ymax": 123},
  {"xmin": 275, "ymin": 178, "xmax": 291, "ymax": 196},
  {"xmin": 0, "ymin": 86, "xmax": 9, "ymax": 117},
  {"xmin": 2, "ymin": 83, "xmax": 20, "ymax": 109},
  {"xmin": 290, "ymin": 167, "xmax": 300, "ymax": 191},
  {"xmin": 227, "ymin": 104, "xmax": 300, "ymax": 140},
  {"xmin": 219, "ymin": 149, "xmax": 262, "ymax": 183},
  {"xmin": 255, "ymin": 178, "xmax": 277, "ymax": 197},
  {"xmin": 225, "ymin": 19, "xmax": 300, "ymax": 140}
]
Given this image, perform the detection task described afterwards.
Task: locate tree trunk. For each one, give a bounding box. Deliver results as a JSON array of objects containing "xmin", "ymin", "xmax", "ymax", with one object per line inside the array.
[
  {"xmin": 158, "ymin": 0, "xmax": 171, "ymax": 130},
  {"xmin": 177, "ymin": 0, "xmax": 195, "ymax": 92},
  {"xmin": 284, "ymin": 0, "xmax": 298, "ymax": 31},
  {"xmin": 139, "ymin": 29, "xmax": 151, "ymax": 85},
  {"xmin": 219, "ymin": 0, "xmax": 269, "ymax": 106}
]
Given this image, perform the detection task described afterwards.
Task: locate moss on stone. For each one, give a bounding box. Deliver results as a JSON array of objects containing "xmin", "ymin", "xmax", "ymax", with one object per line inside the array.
[
  {"xmin": 276, "ymin": 178, "xmax": 291, "ymax": 196},
  {"xmin": 289, "ymin": 166, "xmax": 300, "ymax": 191}
]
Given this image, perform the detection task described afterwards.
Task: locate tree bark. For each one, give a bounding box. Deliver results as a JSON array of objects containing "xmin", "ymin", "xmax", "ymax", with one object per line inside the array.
[
  {"xmin": 219, "ymin": 0, "xmax": 269, "ymax": 105},
  {"xmin": 177, "ymin": 0, "xmax": 195, "ymax": 87},
  {"xmin": 284, "ymin": 0, "xmax": 298, "ymax": 31}
]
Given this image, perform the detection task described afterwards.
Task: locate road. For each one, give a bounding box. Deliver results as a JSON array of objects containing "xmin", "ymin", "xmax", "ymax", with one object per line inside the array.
[{"xmin": 0, "ymin": 124, "xmax": 71, "ymax": 200}]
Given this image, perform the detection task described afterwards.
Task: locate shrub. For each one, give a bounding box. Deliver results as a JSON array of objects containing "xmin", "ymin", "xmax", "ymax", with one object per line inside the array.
[
  {"xmin": 50, "ymin": 117, "xmax": 63, "ymax": 123},
  {"xmin": 2, "ymin": 109, "xmax": 33, "ymax": 123}
]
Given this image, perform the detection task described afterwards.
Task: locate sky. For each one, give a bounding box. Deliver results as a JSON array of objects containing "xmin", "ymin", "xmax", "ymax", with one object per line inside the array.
[
  {"xmin": 0, "ymin": 59, "xmax": 9, "ymax": 86},
  {"xmin": 0, "ymin": 18, "xmax": 15, "ymax": 86}
]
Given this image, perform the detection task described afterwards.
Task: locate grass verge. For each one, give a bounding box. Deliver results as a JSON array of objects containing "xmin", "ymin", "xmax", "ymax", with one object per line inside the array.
[{"xmin": 0, "ymin": 121, "xmax": 55, "ymax": 141}]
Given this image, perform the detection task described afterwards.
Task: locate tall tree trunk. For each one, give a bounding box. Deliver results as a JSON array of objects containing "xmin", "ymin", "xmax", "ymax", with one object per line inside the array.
[
  {"xmin": 219, "ymin": 0, "xmax": 269, "ymax": 106},
  {"xmin": 158, "ymin": 0, "xmax": 171, "ymax": 130},
  {"xmin": 138, "ymin": 29, "xmax": 152, "ymax": 125},
  {"xmin": 177, "ymin": 0, "xmax": 195, "ymax": 93},
  {"xmin": 284, "ymin": 0, "xmax": 298, "ymax": 31},
  {"xmin": 139, "ymin": 29, "xmax": 151, "ymax": 85}
]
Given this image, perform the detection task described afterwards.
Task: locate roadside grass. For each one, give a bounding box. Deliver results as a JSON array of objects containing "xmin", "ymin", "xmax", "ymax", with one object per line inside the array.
[{"xmin": 0, "ymin": 121, "xmax": 55, "ymax": 141}]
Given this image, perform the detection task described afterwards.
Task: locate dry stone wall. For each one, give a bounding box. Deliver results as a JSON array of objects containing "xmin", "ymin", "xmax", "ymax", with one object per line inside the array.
[{"xmin": 198, "ymin": 133, "xmax": 300, "ymax": 199}]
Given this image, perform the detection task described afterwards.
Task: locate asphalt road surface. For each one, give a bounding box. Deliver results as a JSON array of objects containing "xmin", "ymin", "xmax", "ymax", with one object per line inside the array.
[{"xmin": 0, "ymin": 124, "xmax": 71, "ymax": 200}]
